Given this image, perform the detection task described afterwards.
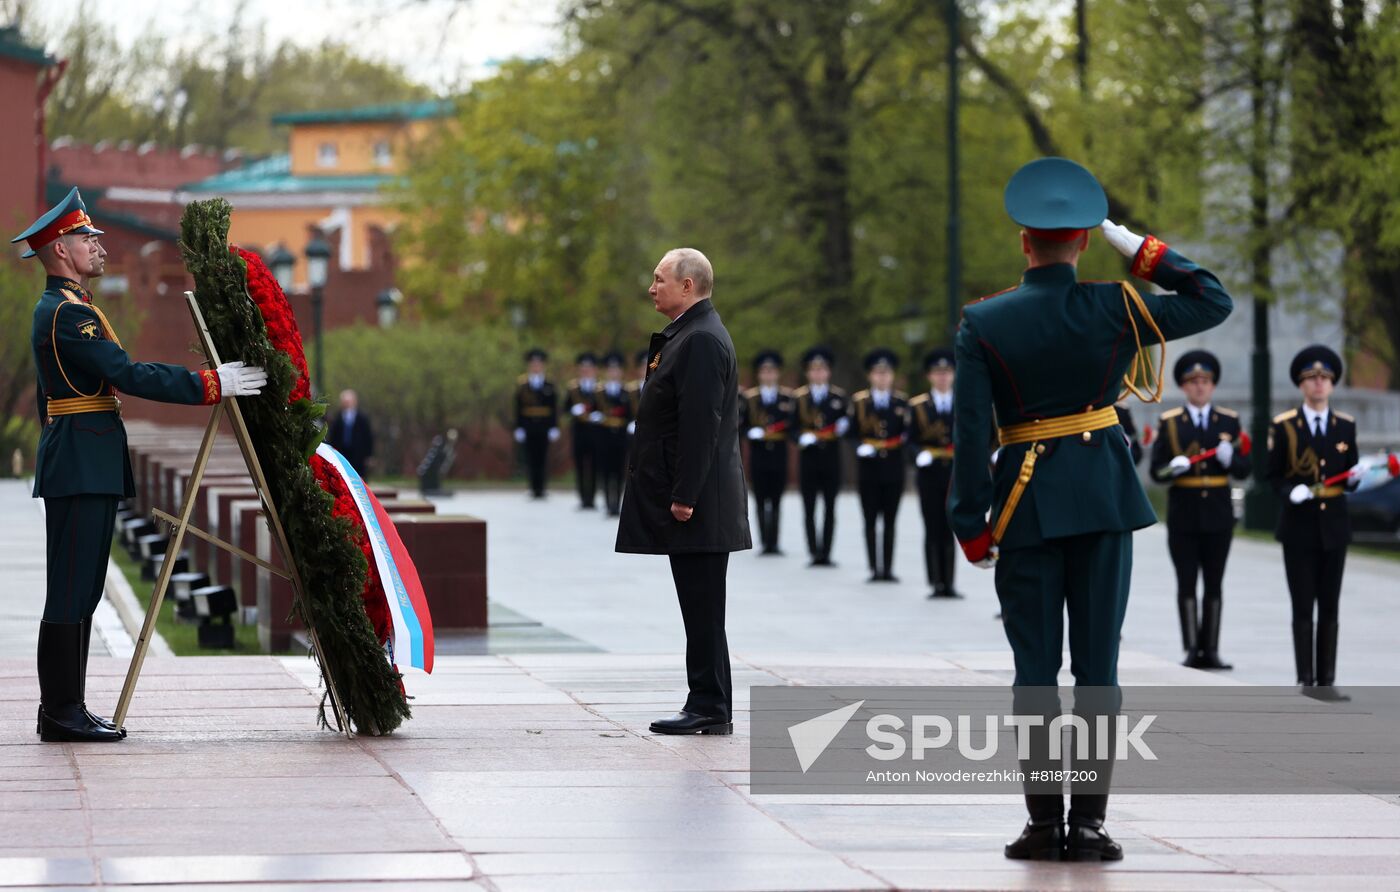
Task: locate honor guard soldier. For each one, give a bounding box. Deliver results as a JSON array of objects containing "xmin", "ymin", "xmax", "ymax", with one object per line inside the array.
[
  {"xmin": 513, "ymin": 348, "xmax": 559, "ymax": 499},
  {"xmin": 849, "ymin": 348, "xmax": 909, "ymax": 582},
  {"xmin": 595, "ymin": 351, "xmax": 633, "ymax": 516},
  {"xmin": 1115, "ymin": 402, "xmax": 1144, "ymax": 465},
  {"xmin": 1268, "ymin": 345, "xmax": 1360, "ymax": 701},
  {"xmin": 565, "ymin": 352, "xmax": 603, "ymax": 509},
  {"xmin": 17, "ymin": 188, "xmax": 267, "ymax": 742},
  {"xmin": 949, "ymin": 159, "xmax": 1232, "ymax": 861},
  {"xmin": 1150, "ymin": 350, "xmax": 1250, "ymax": 669},
  {"xmin": 793, "ymin": 346, "xmax": 848, "ymax": 566},
  {"xmin": 625, "ymin": 348, "xmax": 648, "ymax": 449},
  {"xmin": 740, "ymin": 350, "xmax": 795, "ymax": 554},
  {"xmin": 910, "ymin": 348, "xmax": 961, "ymax": 599}
]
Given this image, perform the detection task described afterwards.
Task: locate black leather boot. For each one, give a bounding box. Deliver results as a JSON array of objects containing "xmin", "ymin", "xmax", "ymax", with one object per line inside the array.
[
  {"xmin": 1311, "ymin": 621, "xmax": 1350, "ymax": 702},
  {"xmin": 1065, "ymin": 818, "xmax": 1123, "ymax": 862},
  {"xmin": 1178, "ymin": 597, "xmax": 1202, "ymax": 667},
  {"xmin": 37, "ymin": 621, "xmax": 123, "ymax": 743},
  {"xmin": 79, "ymin": 618, "xmax": 121, "ymax": 732},
  {"xmin": 1004, "ymin": 817, "xmax": 1064, "ymax": 861},
  {"xmin": 1196, "ymin": 599, "xmax": 1233, "ymax": 670},
  {"xmin": 1292, "ymin": 620, "xmax": 1315, "ymax": 687}
]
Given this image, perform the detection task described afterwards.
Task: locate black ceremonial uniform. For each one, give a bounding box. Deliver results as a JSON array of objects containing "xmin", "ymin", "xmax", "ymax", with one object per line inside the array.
[
  {"xmin": 596, "ymin": 375, "xmax": 633, "ymax": 516},
  {"xmin": 514, "ymin": 371, "xmax": 557, "ymax": 499},
  {"xmin": 1115, "ymin": 405, "xmax": 1144, "ymax": 465},
  {"xmin": 849, "ymin": 381, "xmax": 908, "ymax": 582},
  {"xmin": 909, "ymin": 390, "xmax": 958, "ymax": 598},
  {"xmin": 741, "ymin": 383, "xmax": 795, "ymax": 554},
  {"xmin": 1149, "ymin": 403, "xmax": 1250, "ymax": 668},
  {"xmin": 793, "ymin": 382, "xmax": 847, "ymax": 565},
  {"xmin": 565, "ymin": 372, "xmax": 602, "ymax": 509}
]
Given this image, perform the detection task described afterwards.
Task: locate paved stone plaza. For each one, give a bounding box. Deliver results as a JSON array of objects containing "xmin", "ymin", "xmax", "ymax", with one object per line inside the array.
[{"xmin": 2, "ymin": 481, "xmax": 1399, "ymax": 891}]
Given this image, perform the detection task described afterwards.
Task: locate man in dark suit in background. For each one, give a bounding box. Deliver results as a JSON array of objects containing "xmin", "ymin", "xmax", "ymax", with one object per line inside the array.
[
  {"xmin": 616, "ymin": 247, "xmax": 751, "ymax": 736},
  {"xmin": 328, "ymin": 389, "xmax": 374, "ymax": 479}
]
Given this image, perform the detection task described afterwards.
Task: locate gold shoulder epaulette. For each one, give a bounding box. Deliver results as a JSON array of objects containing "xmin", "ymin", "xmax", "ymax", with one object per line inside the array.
[
  {"xmin": 853, "ymin": 389, "xmax": 870, "ymax": 401},
  {"xmin": 1160, "ymin": 407, "xmax": 1184, "ymax": 420},
  {"xmin": 624, "ymin": 381, "xmax": 640, "ymax": 392},
  {"xmin": 1216, "ymin": 407, "xmax": 1239, "ymax": 418},
  {"xmin": 894, "ymin": 390, "xmax": 909, "ymax": 401},
  {"xmin": 566, "ymin": 378, "xmax": 579, "ymax": 390},
  {"xmin": 1334, "ymin": 410, "xmax": 1355, "ymax": 423},
  {"xmin": 1273, "ymin": 409, "xmax": 1298, "ymax": 423},
  {"xmin": 779, "ymin": 386, "xmax": 795, "ymax": 397},
  {"xmin": 517, "ymin": 374, "xmax": 528, "ymax": 385},
  {"xmin": 909, "ymin": 393, "xmax": 930, "ymax": 406},
  {"xmin": 793, "ymin": 384, "xmax": 810, "ymax": 397},
  {"xmin": 830, "ymin": 385, "xmax": 847, "ymax": 397},
  {"xmin": 742, "ymin": 386, "xmax": 760, "ymax": 398}
]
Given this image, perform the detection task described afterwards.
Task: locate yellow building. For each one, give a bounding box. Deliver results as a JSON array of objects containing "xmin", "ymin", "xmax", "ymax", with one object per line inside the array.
[{"xmin": 181, "ymin": 100, "xmax": 453, "ymax": 288}]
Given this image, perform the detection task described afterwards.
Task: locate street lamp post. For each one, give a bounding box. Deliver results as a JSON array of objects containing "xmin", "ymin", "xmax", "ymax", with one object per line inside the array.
[
  {"xmin": 945, "ymin": 0, "xmax": 962, "ymax": 342},
  {"xmin": 377, "ymin": 287, "xmax": 402, "ymax": 329},
  {"xmin": 267, "ymin": 245, "xmax": 295, "ymax": 295},
  {"xmin": 304, "ymin": 235, "xmax": 332, "ymax": 394},
  {"xmin": 902, "ymin": 301, "xmax": 928, "ymax": 392}
]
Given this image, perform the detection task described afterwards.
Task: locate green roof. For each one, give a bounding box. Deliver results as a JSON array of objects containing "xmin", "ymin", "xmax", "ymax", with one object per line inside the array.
[
  {"xmin": 0, "ymin": 26, "xmax": 54, "ymax": 67},
  {"xmin": 181, "ymin": 154, "xmax": 394, "ymax": 195},
  {"xmin": 270, "ymin": 100, "xmax": 454, "ymax": 127}
]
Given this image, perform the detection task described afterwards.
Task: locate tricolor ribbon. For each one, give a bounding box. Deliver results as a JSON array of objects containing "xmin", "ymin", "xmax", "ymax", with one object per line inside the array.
[{"xmin": 315, "ymin": 444, "xmax": 435, "ymax": 673}]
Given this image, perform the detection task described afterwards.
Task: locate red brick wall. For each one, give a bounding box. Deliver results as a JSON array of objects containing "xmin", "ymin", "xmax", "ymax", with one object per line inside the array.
[{"xmin": 0, "ymin": 58, "xmax": 43, "ymax": 234}]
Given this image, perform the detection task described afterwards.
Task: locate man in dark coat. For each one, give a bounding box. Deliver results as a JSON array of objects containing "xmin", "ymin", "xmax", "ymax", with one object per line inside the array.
[
  {"xmin": 616, "ymin": 248, "xmax": 751, "ymax": 735},
  {"xmin": 328, "ymin": 389, "xmax": 374, "ymax": 478}
]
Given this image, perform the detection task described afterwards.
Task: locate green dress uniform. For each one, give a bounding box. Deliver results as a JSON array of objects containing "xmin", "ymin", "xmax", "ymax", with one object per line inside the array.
[
  {"xmin": 848, "ymin": 349, "xmax": 908, "ymax": 582},
  {"xmin": 792, "ymin": 347, "xmax": 848, "ymax": 566},
  {"xmin": 1267, "ymin": 345, "xmax": 1358, "ymax": 699},
  {"xmin": 514, "ymin": 349, "xmax": 558, "ymax": 500},
  {"xmin": 595, "ymin": 352, "xmax": 634, "ymax": 517},
  {"xmin": 910, "ymin": 348, "xmax": 959, "ymax": 598},
  {"xmin": 948, "ymin": 158, "xmax": 1233, "ymax": 859},
  {"xmin": 1148, "ymin": 351, "xmax": 1250, "ymax": 670},
  {"xmin": 565, "ymin": 353, "xmax": 602, "ymax": 509},
  {"xmin": 740, "ymin": 351, "xmax": 795, "ymax": 554}
]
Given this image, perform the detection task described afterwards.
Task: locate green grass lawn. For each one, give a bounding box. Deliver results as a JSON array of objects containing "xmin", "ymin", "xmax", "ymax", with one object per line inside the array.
[{"xmin": 109, "ymin": 538, "xmax": 266, "ymax": 656}]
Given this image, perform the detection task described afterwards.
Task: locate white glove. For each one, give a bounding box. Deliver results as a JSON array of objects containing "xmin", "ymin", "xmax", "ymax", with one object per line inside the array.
[
  {"xmin": 1101, "ymin": 219, "xmax": 1145, "ymax": 259},
  {"xmin": 547, "ymin": 427, "xmax": 560, "ymax": 442},
  {"xmin": 1169, "ymin": 455, "xmax": 1191, "ymax": 477},
  {"xmin": 513, "ymin": 428, "xmax": 526, "ymax": 444},
  {"xmin": 626, "ymin": 421, "xmax": 635, "ymax": 435},
  {"xmin": 915, "ymin": 449, "xmax": 934, "ymax": 468},
  {"xmin": 798, "ymin": 432, "xmax": 818, "ymax": 448},
  {"xmin": 216, "ymin": 361, "xmax": 267, "ymax": 398},
  {"xmin": 991, "ymin": 448, "xmax": 1002, "ymax": 467},
  {"xmin": 1214, "ymin": 440, "xmax": 1234, "ymax": 468},
  {"xmin": 1348, "ymin": 458, "xmax": 1373, "ymax": 481},
  {"xmin": 835, "ymin": 417, "xmax": 850, "ymax": 436},
  {"xmin": 856, "ymin": 443, "xmax": 877, "ymax": 458},
  {"xmin": 588, "ymin": 411, "xmax": 605, "ymax": 423},
  {"xmin": 974, "ymin": 545, "xmax": 999, "ymax": 570},
  {"xmin": 1289, "ymin": 484, "xmax": 1313, "ymax": 505},
  {"xmin": 570, "ymin": 403, "xmax": 585, "ymax": 417},
  {"xmin": 747, "ymin": 426, "xmax": 765, "ymax": 440}
]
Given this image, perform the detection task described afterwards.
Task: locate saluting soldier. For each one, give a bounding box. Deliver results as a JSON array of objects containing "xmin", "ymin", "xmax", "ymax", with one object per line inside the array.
[
  {"xmin": 514, "ymin": 348, "xmax": 559, "ymax": 500},
  {"xmin": 595, "ymin": 351, "xmax": 633, "ymax": 516},
  {"xmin": 793, "ymin": 346, "xmax": 848, "ymax": 566},
  {"xmin": 565, "ymin": 352, "xmax": 603, "ymax": 509},
  {"xmin": 949, "ymin": 159, "xmax": 1232, "ymax": 861},
  {"xmin": 849, "ymin": 348, "xmax": 908, "ymax": 582},
  {"xmin": 740, "ymin": 350, "xmax": 795, "ymax": 554},
  {"xmin": 910, "ymin": 347, "xmax": 961, "ymax": 599},
  {"xmin": 15, "ymin": 188, "xmax": 267, "ymax": 742},
  {"xmin": 1150, "ymin": 351, "xmax": 1250, "ymax": 669},
  {"xmin": 1268, "ymin": 345, "xmax": 1360, "ymax": 702}
]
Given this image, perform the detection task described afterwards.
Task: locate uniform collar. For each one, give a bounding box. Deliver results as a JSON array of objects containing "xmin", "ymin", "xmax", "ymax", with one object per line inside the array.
[
  {"xmin": 46, "ymin": 275, "xmax": 90, "ymax": 302},
  {"xmin": 1021, "ymin": 263, "xmax": 1078, "ymax": 287},
  {"xmin": 660, "ymin": 298, "xmax": 715, "ymax": 338},
  {"xmin": 1302, "ymin": 403, "xmax": 1329, "ymax": 431},
  {"xmin": 1187, "ymin": 402, "xmax": 1211, "ymax": 425}
]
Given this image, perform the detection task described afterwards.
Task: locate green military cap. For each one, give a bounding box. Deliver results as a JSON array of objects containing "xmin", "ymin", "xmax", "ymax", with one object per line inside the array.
[
  {"xmin": 1003, "ymin": 157, "xmax": 1108, "ymax": 242},
  {"xmin": 11, "ymin": 186, "xmax": 104, "ymax": 259}
]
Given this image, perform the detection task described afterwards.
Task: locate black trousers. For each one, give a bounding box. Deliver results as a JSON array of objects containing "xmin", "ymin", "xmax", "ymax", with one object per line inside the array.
[
  {"xmin": 669, "ymin": 552, "xmax": 732, "ymax": 720},
  {"xmin": 858, "ymin": 467, "xmax": 902, "ymax": 576},
  {"xmin": 1167, "ymin": 529, "xmax": 1231, "ymax": 606},
  {"xmin": 916, "ymin": 465, "xmax": 955, "ymax": 591},
  {"xmin": 597, "ymin": 431, "xmax": 627, "ymax": 515},
  {"xmin": 522, "ymin": 430, "xmax": 550, "ymax": 497},
  {"xmin": 573, "ymin": 431, "xmax": 596, "ymax": 508},
  {"xmin": 44, "ymin": 495, "xmax": 118, "ymax": 624},
  {"xmin": 1283, "ymin": 546, "xmax": 1345, "ymax": 626},
  {"xmin": 799, "ymin": 449, "xmax": 840, "ymax": 561}
]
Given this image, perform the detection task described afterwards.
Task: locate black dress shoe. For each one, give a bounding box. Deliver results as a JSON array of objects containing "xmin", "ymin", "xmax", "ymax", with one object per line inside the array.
[
  {"xmin": 928, "ymin": 587, "xmax": 963, "ymax": 599},
  {"xmin": 1065, "ymin": 821, "xmax": 1123, "ymax": 862},
  {"xmin": 1004, "ymin": 821, "xmax": 1064, "ymax": 861},
  {"xmin": 1196, "ymin": 651, "xmax": 1233, "ymax": 670},
  {"xmin": 1305, "ymin": 685, "xmax": 1351, "ymax": 702},
  {"xmin": 649, "ymin": 711, "xmax": 733, "ymax": 735},
  {"xmin": 1182, "ymin": 649, "xmax": 1207, "ymax": 668},
  {"xmin": 880, "ymin": 573, "xmax": 900, "ymax": 583}
]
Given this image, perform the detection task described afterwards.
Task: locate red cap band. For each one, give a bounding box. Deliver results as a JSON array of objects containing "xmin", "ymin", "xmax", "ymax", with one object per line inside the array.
[
  {"xmin": 26, "ymin": 209, "xmax": 94, "ymax": 254},
  {"xmin": 1025, "ymin": 227, "xmax": 1087, "ymax": 243}
]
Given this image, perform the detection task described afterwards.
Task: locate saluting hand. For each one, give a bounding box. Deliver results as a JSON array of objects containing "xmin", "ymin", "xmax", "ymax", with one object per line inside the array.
[
  {"xmin": 670, "ymin": 502, "xmax": 694, "ymax": 522},
  {"xmin": 1101, "ymin": 219, "xmax": 1145, "ymax": 259}
]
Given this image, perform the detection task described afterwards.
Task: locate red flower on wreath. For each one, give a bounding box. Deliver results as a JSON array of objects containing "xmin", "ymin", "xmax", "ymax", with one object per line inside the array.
[{"xmin": 234, "ymin": 246, "xmax": 311, "ymax": 403}]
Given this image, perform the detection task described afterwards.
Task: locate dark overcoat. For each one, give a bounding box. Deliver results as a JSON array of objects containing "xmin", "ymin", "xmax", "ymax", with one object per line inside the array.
[{"xmin": 616, "ymin": 299, "xmax": 752, "ymax": 555}]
